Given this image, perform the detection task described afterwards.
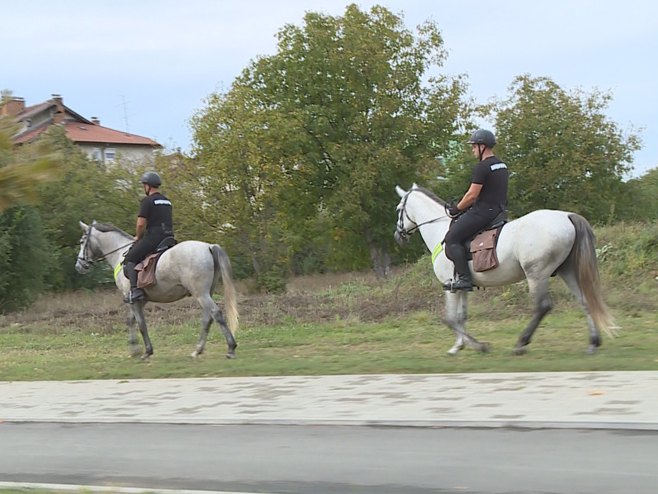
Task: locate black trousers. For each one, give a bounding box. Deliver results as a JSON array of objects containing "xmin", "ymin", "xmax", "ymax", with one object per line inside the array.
[
  {"xmin": 444, "ymin": 206, "xmax": 500, "ymax": 275},
  {"xmin": 123, "ymin": 233, "xmax": 169, "ymax": 289},
  {"xmin": 124, "ymin": 234, "xmax": 166, "ymax": 266}
]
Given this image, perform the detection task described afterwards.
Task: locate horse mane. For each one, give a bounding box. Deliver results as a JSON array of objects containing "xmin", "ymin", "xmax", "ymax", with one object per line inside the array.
[
  {"xmin": 413, "ymin": 186, "xmax": 449, "ymax": 208},
  {"xmin": 94, "ymin": 222, "xmax": 133, "ymax": 239}
]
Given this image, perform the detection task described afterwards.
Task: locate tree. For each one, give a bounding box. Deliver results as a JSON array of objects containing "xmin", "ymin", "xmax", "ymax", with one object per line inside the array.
[
  {"xmin": 191, "ymin": 4, "xmax": 468, "ymax": 282},
  {"xmin": 0, "ymin": 114, "xmax": 62, "ymax": 310},
  {"xmin": 616, "ymin": 167, "xmax": 658, "ymax": 222},
  {"xmin": 0, "ymin": 116, "xmax": 60, "ymax": 212},
  {"xmin": 493, "ymin": 75, "xmax": 640, "ymax": 223},
  {"xmin": 0, "ymin": 206, "xmax": 50, "ymax": 312},
  {"xmin": 34, "ymin": 126, "xmax": 137, "ymax": 290}
]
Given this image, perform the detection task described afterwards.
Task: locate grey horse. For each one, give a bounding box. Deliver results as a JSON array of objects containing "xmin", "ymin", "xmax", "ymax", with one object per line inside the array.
[
  {"xmin": 76, "ymin": 221, "xmax": 238, "ymax": 359},
  {"xmin": 394, "ymin": 184, "xmax": 616, "ymax": 355}
]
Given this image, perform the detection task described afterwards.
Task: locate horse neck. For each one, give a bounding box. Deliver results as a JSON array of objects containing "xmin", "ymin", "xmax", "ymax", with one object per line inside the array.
[
  {"xmin": 408, "ymin": 194, "xmax": 450, "ymax": 248},
  {"xmin": 95, "ymin": 230, "xmax": 132, "ymax": 268}
]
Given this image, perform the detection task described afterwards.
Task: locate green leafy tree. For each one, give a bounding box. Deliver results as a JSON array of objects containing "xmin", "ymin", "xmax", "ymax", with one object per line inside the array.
[
  {"xmin": 190, "ymin": 4, "xmax": 468, "ymax": 282},
  {"xmin": 186, "ymin": 85, "xmax": 294, "ymax": 290},
  {"xmin": 0, "ymin": 113, "xmax": 61, "ymax": 310},
  {"xmin": 493, "ymin": 75, "xmax": 640, "ymax": 222},
  {"xmin": 616, "ymin": 167, "xmax": 658, "ymax": 222},
  {"xmin": 34, "ymin": 126, "xmax": 136, "ymax": 289},
  {"xmin": 0, "ymin": 116, "xmax": 60, "ymax": 212},
  {"xmin": 0, "ymin": 206, "xmax": 50, "ymax": 312}
]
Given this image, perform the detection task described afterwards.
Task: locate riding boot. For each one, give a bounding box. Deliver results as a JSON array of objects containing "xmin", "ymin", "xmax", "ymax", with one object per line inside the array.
[
  {"xmin": 124, "ymin": 261, "xmax": 145, "ymax": 303},
  {"xmin": 443, "ymin": 246, "xmax": 473, "ymax": 292}
]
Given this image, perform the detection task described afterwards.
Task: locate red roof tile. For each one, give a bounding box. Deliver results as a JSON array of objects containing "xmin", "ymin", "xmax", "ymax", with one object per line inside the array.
[
  {"xmin": 9, "ymin": 95, "xmax": 160, "ymax": 147},
  {"xmin": 64, "ymin": 122, "xmax": 160, "ymax": 146},
  {"xmin": 13, "ymin": 125, "xmax": 48, "ymax": 144},
  {"xmin": 13, "ymin": 122, "xmax": 160, "ymax": 147}
]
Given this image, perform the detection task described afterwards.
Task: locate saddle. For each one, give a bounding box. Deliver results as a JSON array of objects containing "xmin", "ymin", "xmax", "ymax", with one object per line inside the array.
[
  {"xmin": 465, "ymin": 210, "xmax": 508, "ymax": 272},
  {"xmin": 135, "ymin": 236, "xmax": 177, "ymax": 289}
]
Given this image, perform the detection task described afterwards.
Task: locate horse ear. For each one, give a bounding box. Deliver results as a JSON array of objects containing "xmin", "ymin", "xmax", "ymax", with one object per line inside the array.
[
  {"xmin": 79, "ymin": 221, "xmax": 88, "ymax": 231},
  {"xmin": 395, "ymin": 185, "xmax": 406, "ymax": 197},
  {"xmin": 412, "ymin": 183, "xmax": 418, "ymax": 189}
]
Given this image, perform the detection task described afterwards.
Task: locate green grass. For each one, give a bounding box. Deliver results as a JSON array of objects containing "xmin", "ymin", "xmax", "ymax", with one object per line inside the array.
[
  {"xmin": 1, "ymin": 305, "xmax": 656, "ymax": 381},
  {"xmin": 1, "ymin": 221, "xmax": 656, "ymax": 381}
]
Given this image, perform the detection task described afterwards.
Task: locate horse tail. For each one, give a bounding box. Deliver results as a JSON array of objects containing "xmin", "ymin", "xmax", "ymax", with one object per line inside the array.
[
  {"xmin": 567, "ymin": 213, "xmax": 616, "ymax": 337},
  {"xmin": 210, "ymin": 245, "xmax": 239, "ymax": 334}
]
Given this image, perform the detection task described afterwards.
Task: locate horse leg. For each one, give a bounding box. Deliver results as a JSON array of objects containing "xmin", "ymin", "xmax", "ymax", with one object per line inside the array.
[
  {"xmin": 197, "ymin": 294, "xmax": 237, "ymax": 359},
  {"xmin": 130, "ymin": 302, "xmax": 154, "ymax": 359},
  {"xmin": 442, "ymin": 292, "xmax": 489, "ymax": 354},
  {"xmin": 125, "ymin": 309, "xmax": 141, "ymax": 357},
  {"xmin": 191, "ymin": 311, "xmax": 213, "ymax": 358},
  {"xmin": 514, "ymin": 277, "xmax": 553, "ymax": 355},
  {"xmin": 558, "ymin": 268, "xmax": 601, "ymax": 353},
  {"xmin": 443, "ymin": 293, "xmax": 465, "ymax": 354}
]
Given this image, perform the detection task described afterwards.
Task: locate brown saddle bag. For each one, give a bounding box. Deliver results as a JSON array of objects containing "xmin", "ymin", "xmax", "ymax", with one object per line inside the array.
[
  {"xmin": 470, "ymin": 228, "xmax": 501, "ymax": 272},
  {"xmin": 134, "ymin": 236, "xmax": 177, "ymax": 288},
  {"xmin": 135, "ymin": 252, "xmax": 162, "ymax": 289}
]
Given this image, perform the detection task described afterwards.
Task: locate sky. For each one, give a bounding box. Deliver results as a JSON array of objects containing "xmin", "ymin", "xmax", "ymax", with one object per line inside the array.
[{"xmin": 3, "ymin": 0, "xmax": 657, "ymax": 178}]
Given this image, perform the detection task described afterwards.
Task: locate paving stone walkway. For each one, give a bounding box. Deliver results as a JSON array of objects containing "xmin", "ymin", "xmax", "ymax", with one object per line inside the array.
[{"xmin": 2, "ymin": 371, "xmax": 657, "ymax": 429}]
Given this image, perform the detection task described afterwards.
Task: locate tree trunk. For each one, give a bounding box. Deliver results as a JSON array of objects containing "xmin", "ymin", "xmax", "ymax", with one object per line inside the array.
[{"xmin": 364, "ymin": 228, "xmax": 391, "ymax": 279}]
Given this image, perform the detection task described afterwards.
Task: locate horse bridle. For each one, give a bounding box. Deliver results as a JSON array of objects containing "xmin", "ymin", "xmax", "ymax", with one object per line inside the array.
[
  {"xmin": 77, "ymin": 222, "xmax": 133, "ymax": 269},
  {"xmin": 396, "ymin": 189, "xmax": 444, "ymax": 241}
]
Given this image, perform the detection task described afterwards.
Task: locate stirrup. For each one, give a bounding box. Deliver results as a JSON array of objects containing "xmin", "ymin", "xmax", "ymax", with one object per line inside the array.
[{"xmin": 442, "ymin": 278, "xmax": 473, "ymax": 292}]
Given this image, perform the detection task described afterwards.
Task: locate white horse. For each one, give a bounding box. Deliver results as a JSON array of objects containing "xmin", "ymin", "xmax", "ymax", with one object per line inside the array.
[
  {"xmin": 75, "ymin": 221, "xmax": 238, "ymax": 359},
  {"xmin": 394, "ymin": 184, "xmax": 615, "ymax": 355}
]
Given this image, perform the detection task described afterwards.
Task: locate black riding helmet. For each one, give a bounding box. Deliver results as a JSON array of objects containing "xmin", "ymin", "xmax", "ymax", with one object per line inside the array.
[
  {"xmin": 140, "ymin": 171, "xmax": 162, "ymax": 187},
  {"xmin": 467, "ymin": 129, "xmax": 496, "ymax": 148}
]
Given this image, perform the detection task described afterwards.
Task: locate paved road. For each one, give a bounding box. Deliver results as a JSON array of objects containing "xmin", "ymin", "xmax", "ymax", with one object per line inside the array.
[
  {"xmin": 1, "ymin": 423, "xmax": 657, "ymax": 494},
  {"xmin": 1, "ymin": 371, "xmax": 658, "ymax": 493}
]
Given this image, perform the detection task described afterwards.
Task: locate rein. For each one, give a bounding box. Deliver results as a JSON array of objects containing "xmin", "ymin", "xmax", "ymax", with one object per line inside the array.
[
  {"xmin": 91, "ymin": 242, "xmax": 134, "ymax": 263},
  {"xmin": 396, "ymin": 189, "xmax": 445, "ymax": 240}
]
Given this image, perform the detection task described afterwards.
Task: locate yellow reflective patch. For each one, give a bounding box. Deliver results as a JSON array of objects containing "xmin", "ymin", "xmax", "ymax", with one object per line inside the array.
[
  {"xmin": 114, "ymin": 263, "xmax": 123, "ymax": 281},
  {"xmin": 431, "ymin": 243, "xmax": 443, "ymax": 264}
]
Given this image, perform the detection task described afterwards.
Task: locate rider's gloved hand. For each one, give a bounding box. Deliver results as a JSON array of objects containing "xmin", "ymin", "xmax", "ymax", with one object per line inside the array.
[{"xmin": 447, "ymin": 204, "xmax": 461, "ymax": 217}]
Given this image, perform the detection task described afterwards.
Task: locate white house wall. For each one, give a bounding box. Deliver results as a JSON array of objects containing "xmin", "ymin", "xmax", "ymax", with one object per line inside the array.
[{"xmin": 78, "ymin": 143, "xmax": 156, "ymax": 167}]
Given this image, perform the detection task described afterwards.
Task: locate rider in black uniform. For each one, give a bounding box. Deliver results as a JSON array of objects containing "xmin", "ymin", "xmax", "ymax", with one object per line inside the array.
[
  {"xmin": 123, "ymin": 171, "xmax": 174, "ymax": 303},
  {"xmin": 443, "ymin": 129, "xmax": 508, "ymax": 291}
]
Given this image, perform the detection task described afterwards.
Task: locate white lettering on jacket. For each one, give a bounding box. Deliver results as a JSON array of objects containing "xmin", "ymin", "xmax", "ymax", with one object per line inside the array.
[
  {"xmin": 490, "ymin": 163, "xmax": 507, "ymax": 171},
  {"xmin": 154, "ymin": 199, "xmax": 172, "ymax": 206}
]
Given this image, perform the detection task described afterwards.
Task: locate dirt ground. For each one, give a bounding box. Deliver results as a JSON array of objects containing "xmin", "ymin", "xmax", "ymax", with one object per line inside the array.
[{"xmin": 0, "ymin": 268, "xmax": 440, "ymax": 334}]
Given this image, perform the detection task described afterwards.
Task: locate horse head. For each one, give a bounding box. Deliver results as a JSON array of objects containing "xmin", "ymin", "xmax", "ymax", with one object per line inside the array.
[
  {"xmin": 394, "ymin": 184, "xmax": 416, "ymax": 245},
  {"xmin": 76, "ymin": 220, "xmax": 97, "ymax": 273},
  {"xmin": 394, "ymin": 184, "xmax": 450, "ymax": 246},
  {"xmin": 76, "ymin": 221, "xmax": 135, "ymax": 274}
]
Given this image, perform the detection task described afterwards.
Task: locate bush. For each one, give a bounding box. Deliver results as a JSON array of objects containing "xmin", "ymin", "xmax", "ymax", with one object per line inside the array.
[{"xmin": 0, "ymin": 206, "xmax": 51, "ymax": 312}]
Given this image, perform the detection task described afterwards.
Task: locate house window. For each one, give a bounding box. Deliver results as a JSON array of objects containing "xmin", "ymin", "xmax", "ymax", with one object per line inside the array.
[
  {"xmin": 91, "ymin": 148, "xmax": 102, "ymax": 161},
  {"xmin": 104, "ymin": 148, "xmax": 116, "ymax": 163}
]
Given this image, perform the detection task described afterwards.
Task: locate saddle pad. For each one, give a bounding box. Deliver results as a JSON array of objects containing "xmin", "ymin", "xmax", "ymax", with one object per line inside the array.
[
  {"xmin": 470, "ymin": 229, "xmax": 500, "ymax": 272},
  {"xmin": 135, "ymin": 252, "xmax": 161, "ymax": 289}
]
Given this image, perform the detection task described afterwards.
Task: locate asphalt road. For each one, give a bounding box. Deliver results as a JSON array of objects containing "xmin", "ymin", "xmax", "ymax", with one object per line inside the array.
[{"xmin": 1, "ymin": 422, "xmax": 657, "ymax": 494}]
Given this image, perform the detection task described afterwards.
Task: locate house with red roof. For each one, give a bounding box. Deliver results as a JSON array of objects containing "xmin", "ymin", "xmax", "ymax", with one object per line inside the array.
[{"xmin": 1, "ymin": 94, "xmax": 161, "ymax": 165}]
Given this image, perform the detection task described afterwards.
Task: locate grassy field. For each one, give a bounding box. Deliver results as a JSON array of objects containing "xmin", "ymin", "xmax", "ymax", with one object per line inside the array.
[{"xmin": 1, "ymin": 222, "xmax": 656, "ymax": 381}]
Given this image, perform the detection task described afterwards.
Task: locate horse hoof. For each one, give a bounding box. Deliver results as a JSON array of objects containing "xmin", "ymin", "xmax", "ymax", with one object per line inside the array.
[
  {"xmin": 225, "ymin": 352, "xmax": 236, "ymax": 359},
  {"xmin": 479, "ymin": 342, "xmax": 491, "ymax": 353},
  {"xmin": 586, "ymin": 345, "xmax": 598, "ymax": 355},
  {"xmin": 447, "ymin": 345, "xmax": 463, "ymax": 356},
  {"xmin": 513, "ymin": 346, "xmax": 527, "ymax": 356}
]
